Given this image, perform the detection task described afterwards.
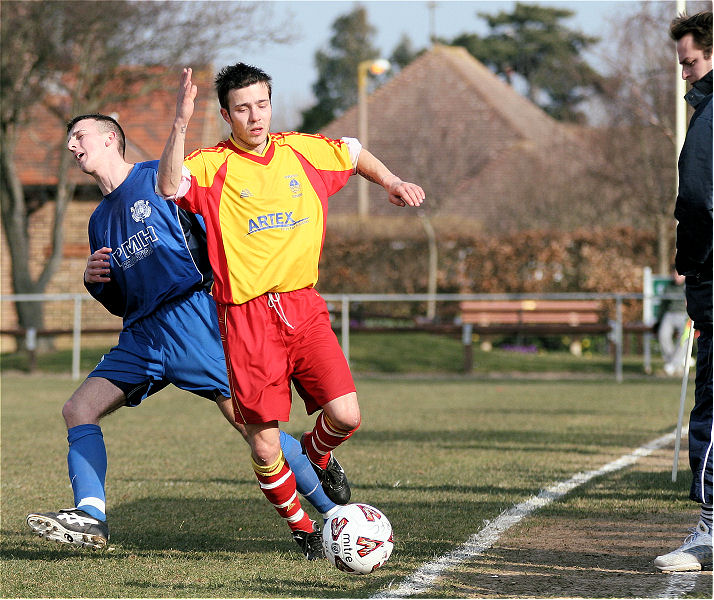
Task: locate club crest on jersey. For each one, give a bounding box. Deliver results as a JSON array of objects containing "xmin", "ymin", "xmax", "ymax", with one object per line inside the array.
[
  {"xmin": 246, "ymin": 211, "xmax": 309, "ymax": 235},
  {"xmin": 130, "ymin": 199, "xmax": 152, "ymax": 223},
  {"xmin": 286, "ymin": 175, "xmax": 302, "ymax": 198}
]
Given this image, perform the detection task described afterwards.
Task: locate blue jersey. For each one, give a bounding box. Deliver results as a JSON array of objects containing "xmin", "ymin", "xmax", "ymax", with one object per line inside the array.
[{"xmin": 85, "ymin": 161, "xmax": 212, "ymax": 327}]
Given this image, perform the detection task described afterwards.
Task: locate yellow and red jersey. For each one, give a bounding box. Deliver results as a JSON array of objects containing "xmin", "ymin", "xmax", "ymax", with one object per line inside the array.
[{"xmin": 176, "ymin": 132, "xmax": 356, "ymax": 305}]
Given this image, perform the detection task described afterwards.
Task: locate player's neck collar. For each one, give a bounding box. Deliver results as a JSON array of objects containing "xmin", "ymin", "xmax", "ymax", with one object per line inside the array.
[
  {"xmin": 226, "ymin": 135, "xmax": 274, "ymax": 165},
  {"xmin": 229, "ymin": 134, "xmax": 271, "ymax": 156}
]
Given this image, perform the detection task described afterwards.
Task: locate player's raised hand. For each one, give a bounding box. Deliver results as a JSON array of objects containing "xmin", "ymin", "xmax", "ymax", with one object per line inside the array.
[
  {"xmin": 387, "ymin": 179, "xmax": 425, "ymax": 208},
  {"xmin": 84, "ymin": 247, "xmax": 112, "ymax": 284},
  {"xmin": 175, "ymin": 67, "xmax": 197, "ymax": 126}
]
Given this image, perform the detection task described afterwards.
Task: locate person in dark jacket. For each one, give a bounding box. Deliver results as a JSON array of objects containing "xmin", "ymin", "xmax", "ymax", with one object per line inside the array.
[{"xmin": 655, "ymin": 11, "xmax": 713, "ymax": 572}]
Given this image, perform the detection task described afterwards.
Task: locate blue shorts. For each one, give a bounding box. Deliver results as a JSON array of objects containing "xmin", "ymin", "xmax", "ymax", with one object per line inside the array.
[{"xmin": 88, "ymin": 289, "xmax": 230, "ymax": 406}]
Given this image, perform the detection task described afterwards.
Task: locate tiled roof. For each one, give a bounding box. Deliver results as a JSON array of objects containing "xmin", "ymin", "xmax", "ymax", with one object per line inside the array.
[
  {"xmin": 320, "ymin": 45, "xmax": 587, "ymax": 229},
  {"xmin": 15, "ymin": 66, "xmax": 225, "ymax": 186}
]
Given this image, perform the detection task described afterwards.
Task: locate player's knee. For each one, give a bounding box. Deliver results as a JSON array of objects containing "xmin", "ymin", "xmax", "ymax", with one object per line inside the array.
[
  {"xmin": 62, "ymin": 393, "xmax": 104, "ymax": 427},
  {"xmin": 324, "ymin": 392, "xmax": 361, "ymax": 432},
  {"xmin": 61, "ymin": 396, "xmax": 89, "ymax": 426},
  {"xmin": 327, "ymin": 406, "xmax": 361, "ymax": 432},
  {"xmin": 336, "ymin": 411, "xmax": 361, "ymax": 432},
  {"xmin": 250, "ymin": 441, "xmax": 281, "ymax": 466},
  {"xmin": 246, "ymin": 425, "xmax": 282, "ymax": 465},
  {"xmin": 61, "ymin": 399, "xmax": 74, "ymax": 425}
]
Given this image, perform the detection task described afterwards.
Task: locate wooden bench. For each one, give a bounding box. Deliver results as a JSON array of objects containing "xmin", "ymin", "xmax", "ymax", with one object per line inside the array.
[{"xmin": 459, "ymin": 299, "xmax": 611, "ymax": 372}]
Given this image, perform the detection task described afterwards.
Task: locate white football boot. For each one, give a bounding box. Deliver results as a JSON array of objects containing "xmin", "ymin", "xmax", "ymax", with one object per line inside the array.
[{"xmin": 654, "ymin": 520, "xmax": 712, "ymax": 572}]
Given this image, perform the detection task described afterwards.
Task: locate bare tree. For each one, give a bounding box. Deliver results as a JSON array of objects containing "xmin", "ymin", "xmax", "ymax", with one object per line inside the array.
[
  {"xmin": 1, "ymin": 0, "xmax": 291, "ymax": 343},
  {"xmin": 593, "ymin": 0, "xmax": 710, "ymax": 273}
]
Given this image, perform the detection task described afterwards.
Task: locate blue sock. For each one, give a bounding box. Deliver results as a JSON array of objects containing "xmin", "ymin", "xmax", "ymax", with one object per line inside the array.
[
  {"xmin": 280, "ymin": 430, "xmax": 337, "ymax": 516},
  {"xmin": 67, "ymin": 424, "xmax": 107, "ymax": 522}
]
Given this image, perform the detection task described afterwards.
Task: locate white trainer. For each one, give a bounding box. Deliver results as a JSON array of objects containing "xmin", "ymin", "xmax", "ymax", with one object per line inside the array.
[{"xmin": 654, "ymin": 520, "xmax": 713, "ymax": 572}]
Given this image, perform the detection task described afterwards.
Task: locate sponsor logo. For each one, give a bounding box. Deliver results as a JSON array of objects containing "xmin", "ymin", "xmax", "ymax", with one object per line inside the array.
[
  {"xmin": 246, "ymin": 212, "xmax": 308, "ymax": 235},
  {"xmin": 130, "ymin": 199, "xmax": 152, "ymax": 223},
  {"xmin": 240, "ymin": 189, "xmax": 254, "ymax": 198},
  {"xmin": 112, "ymin": 226, "xmax": 158, "ymax": 270}
]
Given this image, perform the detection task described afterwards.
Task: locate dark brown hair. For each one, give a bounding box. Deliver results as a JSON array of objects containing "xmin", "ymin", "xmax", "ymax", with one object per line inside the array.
[
  {"xmin": 214, "ymin": 63, "xmax": 272, "ymax": 111},
  {"xmin": 670, "ymin": 11, "xmax": 712, "ymax": 59}
]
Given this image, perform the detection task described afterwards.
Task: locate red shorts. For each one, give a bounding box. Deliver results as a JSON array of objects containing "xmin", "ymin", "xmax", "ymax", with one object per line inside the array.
[{"xmin": 216, "ymin": 287, "xmax": 356, "ymax": 424}]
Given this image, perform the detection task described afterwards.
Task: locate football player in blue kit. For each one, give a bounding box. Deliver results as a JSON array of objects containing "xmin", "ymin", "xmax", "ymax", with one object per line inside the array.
[{"xmin": 25, "ymin": 114, "xmax": 334, "ymax": 560}]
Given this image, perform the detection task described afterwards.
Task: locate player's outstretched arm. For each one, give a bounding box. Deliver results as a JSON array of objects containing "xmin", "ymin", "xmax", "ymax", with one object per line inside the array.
[
  {"xmin": 157, "ymin": 67, "xmax": 197, "ymax": 197},
  {"xmin": 356, "ymin": 148, "xmax": 425, "ymax": 208}
]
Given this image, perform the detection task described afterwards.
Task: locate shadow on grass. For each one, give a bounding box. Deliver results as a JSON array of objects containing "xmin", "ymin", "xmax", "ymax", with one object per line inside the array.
[
  {"xmin": 0, "ymin": 531, "xmax": 107, "ymax": 562},
  {"xmin": 537, "ymin": 469, "xmax": 694, "ymax": 512},
  {"xmin": 82, "ymin": 494, "xmax": 509, "ymax": 564},
  {"xmin": 354, "ymin": 427, "xmax": 674, "ymax": 451},
  {"xmin": 120, "ymin": 575, "xmax": 351, "ymax": 598}
]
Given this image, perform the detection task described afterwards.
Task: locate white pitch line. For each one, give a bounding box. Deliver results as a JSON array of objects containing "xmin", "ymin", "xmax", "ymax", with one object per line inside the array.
[
  {"xmin": 659, "ymin": 572, "xmax": 700, "ymax": 599},
  {"xmin": 373, "ymin": 429, "xmax": 685, "ymax": 598}
]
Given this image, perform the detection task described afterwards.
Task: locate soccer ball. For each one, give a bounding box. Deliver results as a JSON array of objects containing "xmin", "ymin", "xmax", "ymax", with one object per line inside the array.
[{"xmin": 322, "ymin": 503, "xmax": 393, "ymax": 574}]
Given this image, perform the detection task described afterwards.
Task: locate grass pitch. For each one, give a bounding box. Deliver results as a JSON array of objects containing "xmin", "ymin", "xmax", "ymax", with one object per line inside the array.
[{"xmin": 1, "ymin": 370, "xmax": 701, "ymax": 598}]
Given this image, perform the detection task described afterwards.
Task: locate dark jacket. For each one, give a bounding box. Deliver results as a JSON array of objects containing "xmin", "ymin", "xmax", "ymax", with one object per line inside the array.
[{"xmin": 675, "ymin": 70, "xmax": 713, "ymax": 328}]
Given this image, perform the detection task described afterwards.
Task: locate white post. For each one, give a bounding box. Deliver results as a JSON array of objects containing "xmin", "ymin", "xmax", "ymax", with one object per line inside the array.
[
  {"xmin": 357, "ymin": 59, "xmax": 390, "ymax": 219},
  {"xmin": 643, "ymin": 266, "xmax": 653, "ymax": 374},
  {"xmin": 673, "ymin": 323, "xmax": 695, "ymax": 481},
  {"xmin": 341, "ymin": 294, "xmax": 350, "ymax": 365},
  {"xmin": 357, "ymin": 62, "xmax": 369, "ymax": 219},
  {"xmin": 615, "ymin": 295, "xmax": 624, "ymax": 383}
]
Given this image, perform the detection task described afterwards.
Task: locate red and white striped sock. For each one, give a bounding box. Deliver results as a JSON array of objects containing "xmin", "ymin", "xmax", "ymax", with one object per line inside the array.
[
  {"xmin": 303, "ymin": 412, "xmax": 360, "ymax": 470},
  {"xmin": 253, "ymin": 452, "xmax": 314, "ymax": 533}
]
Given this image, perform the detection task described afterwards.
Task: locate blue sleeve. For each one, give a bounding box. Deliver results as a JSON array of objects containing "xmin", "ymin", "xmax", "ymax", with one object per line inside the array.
[
  {"xmin": 84, "ymin": 279, "xmax": 125, "ymax": 317},
  {"xmin": 177, "ymin": 207, "xmax": 213, "ymax": 290}
]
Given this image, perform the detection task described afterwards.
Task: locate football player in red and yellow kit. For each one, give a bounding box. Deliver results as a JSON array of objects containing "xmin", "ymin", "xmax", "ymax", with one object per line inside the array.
[{"xmin": 158, "ymin": 64, "xmax": 424, "ymax": 556}]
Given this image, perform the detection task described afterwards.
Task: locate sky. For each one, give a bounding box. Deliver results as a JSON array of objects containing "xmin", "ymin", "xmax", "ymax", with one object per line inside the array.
[{"xmin": 219, "ymin": 0, "xmax": 670, "ymax": 129}]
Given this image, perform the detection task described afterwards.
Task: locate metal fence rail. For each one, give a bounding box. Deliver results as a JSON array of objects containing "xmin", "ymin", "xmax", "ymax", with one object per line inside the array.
[{"xmin": 2, "ymin": 291, "xmax": 655, "ymax": 382}]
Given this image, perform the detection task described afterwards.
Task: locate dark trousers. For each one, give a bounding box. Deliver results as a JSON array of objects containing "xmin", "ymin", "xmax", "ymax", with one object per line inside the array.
[{"xmin": 689, "ymin": 328, "xmax": 713, "ymax": 505}]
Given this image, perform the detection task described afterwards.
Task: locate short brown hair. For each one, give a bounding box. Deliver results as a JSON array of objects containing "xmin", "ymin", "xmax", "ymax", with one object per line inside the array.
[{"xmin": 670, "ymin": 11, "xmax": 713, "ymax": 59}]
